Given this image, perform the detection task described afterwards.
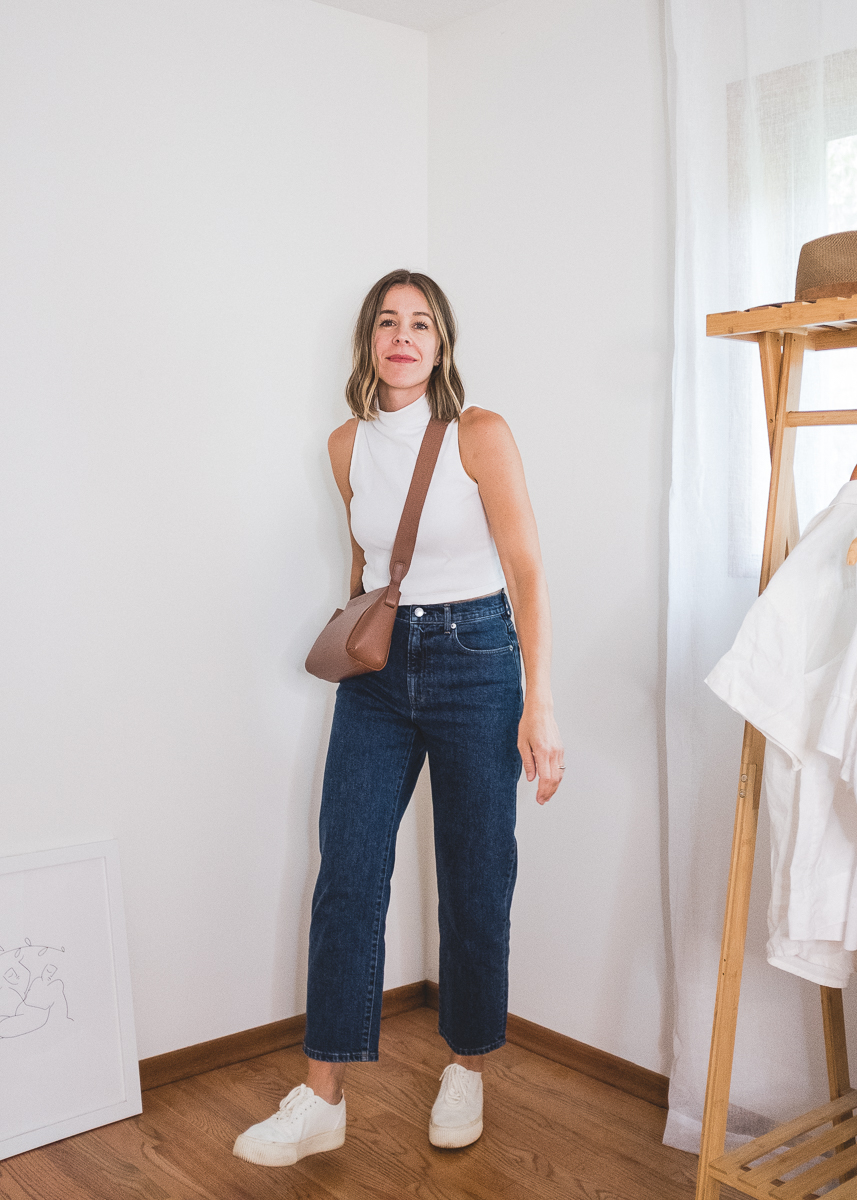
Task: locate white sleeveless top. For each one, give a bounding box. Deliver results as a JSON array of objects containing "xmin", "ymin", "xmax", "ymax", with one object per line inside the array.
[{"xmin": 349, "ymin": 395, "xmax": 505, "ymax": 606}]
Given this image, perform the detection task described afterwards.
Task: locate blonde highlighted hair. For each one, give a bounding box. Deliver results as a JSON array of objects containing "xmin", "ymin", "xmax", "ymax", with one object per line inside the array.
[{"xmin": 346, "ymin": 269, "xmax": 465, "ymax": 422}]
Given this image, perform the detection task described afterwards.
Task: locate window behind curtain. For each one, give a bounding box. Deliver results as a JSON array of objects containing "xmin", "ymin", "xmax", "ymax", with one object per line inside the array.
[{"xmin": 727, "ymin": 48, "xmax": 857, "ymax": 578}]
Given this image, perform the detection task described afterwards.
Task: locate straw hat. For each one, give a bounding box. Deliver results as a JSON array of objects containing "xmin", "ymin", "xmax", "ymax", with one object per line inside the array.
[{"xmin": 795, "ymin": 231, "xmax": 857, "ymax": 301}]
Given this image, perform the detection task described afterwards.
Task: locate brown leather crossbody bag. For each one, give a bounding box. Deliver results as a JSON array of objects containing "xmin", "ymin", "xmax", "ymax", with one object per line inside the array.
[{"xmin": 304, "ymin": 417, "xmax": 449, "ymax": 683}]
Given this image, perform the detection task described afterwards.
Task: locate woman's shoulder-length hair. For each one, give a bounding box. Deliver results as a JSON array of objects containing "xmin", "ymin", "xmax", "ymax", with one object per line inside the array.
[{"xmin": 346, "ymin": 269, "xmax": 465, "ymax": 422}]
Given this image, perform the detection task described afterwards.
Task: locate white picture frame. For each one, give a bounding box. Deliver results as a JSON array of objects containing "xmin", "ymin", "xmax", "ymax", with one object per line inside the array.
[{"xmin": 0, "ymin": 840, "xmax": 142, "ymax": 1160}]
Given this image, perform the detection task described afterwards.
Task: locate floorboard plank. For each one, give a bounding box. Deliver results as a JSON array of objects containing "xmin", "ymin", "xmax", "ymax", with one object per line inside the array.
[
  {"xmin": 4, "ymin": 1127, "xmax": 174, "ymax": 1200},
  {"xmin": 0, "ymin": 1006, "xmax": 700, "ymax": 1200},
  {"xmin": 0, "ymin": 1155, "xmax": 85, "ymax": 1200},
  {"xmin": 145, "ymin": 1089, "xmax": 357, "ymax": 1200}
]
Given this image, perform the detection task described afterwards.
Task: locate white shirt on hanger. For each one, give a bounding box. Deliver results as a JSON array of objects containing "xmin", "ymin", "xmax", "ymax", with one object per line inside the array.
[{"xmin": 706, "ymin": 480, "xmax": 857, "ymax": 988}]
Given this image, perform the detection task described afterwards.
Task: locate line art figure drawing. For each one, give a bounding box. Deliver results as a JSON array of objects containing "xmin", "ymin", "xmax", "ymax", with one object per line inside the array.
[
  {"xmin": 0, "ymin": 842, "xmax": 141, "ymax": 1160},
  {"xmin": 0, "ymin": 940, "xmax": 72, "ymax": 1040}
]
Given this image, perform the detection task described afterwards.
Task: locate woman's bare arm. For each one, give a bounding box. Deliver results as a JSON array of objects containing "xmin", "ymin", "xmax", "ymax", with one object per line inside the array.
[
  {"xmin": 328, "ymin": 418, "xmax": 366, "ymax": 600},
  {"xmin": 458, "ymin": 407, "xmax": 564, "ymax": 804}
]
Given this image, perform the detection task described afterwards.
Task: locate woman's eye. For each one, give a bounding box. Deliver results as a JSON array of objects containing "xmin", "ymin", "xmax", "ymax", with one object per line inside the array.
[
  {"xmin": 414, "ymin": 322, "xmax": 428, "ymax": 330},
  {"xmin": 379, "ymin": 319, "xmax": 395, "ymax": 327}
]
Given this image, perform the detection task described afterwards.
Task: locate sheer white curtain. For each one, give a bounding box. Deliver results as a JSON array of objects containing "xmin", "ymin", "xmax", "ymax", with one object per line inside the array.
[{"xmin": 665, "ymin": 0, "xmax": 857, "ymax": 1153}]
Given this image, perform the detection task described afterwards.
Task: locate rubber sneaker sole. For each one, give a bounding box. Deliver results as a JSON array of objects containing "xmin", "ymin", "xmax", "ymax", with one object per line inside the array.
[
  {"xmin": 233, "ymin": 1124, "xmax": 346, "ymax": 1166},
  {"xmin": 428, "ymin": 1116, "xmax": 483, "ymax": 1148}
]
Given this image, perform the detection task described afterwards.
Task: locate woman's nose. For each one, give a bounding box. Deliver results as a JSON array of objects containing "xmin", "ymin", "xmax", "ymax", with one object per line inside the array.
[{"xmin": 393, "ymin": 330, "xmax": 412, "ymax": 344}]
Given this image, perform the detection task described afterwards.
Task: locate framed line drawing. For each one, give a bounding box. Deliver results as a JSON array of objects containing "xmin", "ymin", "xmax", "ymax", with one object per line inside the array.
[{"xmin": 0, "ymin": 840, "xmax": 142, "ymax": 1160}]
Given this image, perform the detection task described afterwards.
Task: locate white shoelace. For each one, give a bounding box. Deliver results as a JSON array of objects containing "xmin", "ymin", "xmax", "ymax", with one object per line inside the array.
[
  {"xmin": 438, "ymin": 1064, "xmax": 468, "ymax": 1106},
  {"xmin": 274, "ymin": 1084, "xmax": 314, "ymax": 1122}
]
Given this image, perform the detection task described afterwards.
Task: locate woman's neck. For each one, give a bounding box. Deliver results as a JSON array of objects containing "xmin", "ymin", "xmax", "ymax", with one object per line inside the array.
[{"xmin": 377, "ymin": 383, "xmax": 429, "ymax": 412}]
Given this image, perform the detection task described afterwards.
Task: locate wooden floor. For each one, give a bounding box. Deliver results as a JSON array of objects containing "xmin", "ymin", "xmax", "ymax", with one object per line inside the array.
[{"xmin": 1, "ymin": 1006, "xmax": 711, "ymax": 1200}]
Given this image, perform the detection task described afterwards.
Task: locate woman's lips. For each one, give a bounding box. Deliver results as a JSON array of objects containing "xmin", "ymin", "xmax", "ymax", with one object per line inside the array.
[{"xmin": 388, "ymin": 354, "xmax": 417, "ymax": 363}]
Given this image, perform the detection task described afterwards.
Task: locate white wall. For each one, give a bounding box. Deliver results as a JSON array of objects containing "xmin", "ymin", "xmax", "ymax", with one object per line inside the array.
[
  {"xmin": 427, "ymin": 0, "xmax": 672, "ymax": 1074},
  {"xmin": 0, "ymin": 0, "xmax": 429, "ymax": 1058},
  {"xmin": 1, "ymin": 0, "xmax": 673, "ymax": 1076}
]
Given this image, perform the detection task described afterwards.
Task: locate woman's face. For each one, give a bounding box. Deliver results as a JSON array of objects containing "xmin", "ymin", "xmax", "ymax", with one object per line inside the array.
[{"xmin": 373, "ymin": 285, "xmax": 440, "ymax": 403}]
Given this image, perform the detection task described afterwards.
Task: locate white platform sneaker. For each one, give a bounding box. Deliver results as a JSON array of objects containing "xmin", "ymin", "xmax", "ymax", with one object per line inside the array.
[
  {"xmin": 429, "ymin": 1063, "xmax": 483, "ymax": 1148},
  {"xmin": 233, "ymin": 1083, "xmax": 346, "ymax": 1166}
]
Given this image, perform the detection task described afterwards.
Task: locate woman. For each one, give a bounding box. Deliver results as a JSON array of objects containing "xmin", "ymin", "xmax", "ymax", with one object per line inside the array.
[{"xmin": 234, "ymin": 269, "xmax": 563, "ymax": 1167}]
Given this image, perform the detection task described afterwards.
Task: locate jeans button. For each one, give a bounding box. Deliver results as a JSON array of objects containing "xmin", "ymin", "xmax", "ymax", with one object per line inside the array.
[{"xmin": 414, "ymin": 607, "xmax": 424, "ymax": 617}]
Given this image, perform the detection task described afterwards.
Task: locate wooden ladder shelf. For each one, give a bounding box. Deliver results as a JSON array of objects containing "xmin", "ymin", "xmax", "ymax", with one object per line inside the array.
[{"xmin": 698, "ymin": 297, "xmax": 857, "ymax": 1200}]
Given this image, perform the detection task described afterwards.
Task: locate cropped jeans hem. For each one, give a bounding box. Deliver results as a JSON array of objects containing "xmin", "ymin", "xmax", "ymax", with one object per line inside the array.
[
  {"xmin": 439, "ymin": 1030, "xmax": 508, "ymax": 1057},
  {"xmin": 303, "ymin": 1044, "xmax": 379, "ymax": 1063}
]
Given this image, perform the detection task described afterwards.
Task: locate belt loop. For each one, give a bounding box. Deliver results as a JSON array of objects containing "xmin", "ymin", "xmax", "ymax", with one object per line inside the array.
[{"xmin": 444, "ymin": 604, "xmax": 451, "ymax": 633}]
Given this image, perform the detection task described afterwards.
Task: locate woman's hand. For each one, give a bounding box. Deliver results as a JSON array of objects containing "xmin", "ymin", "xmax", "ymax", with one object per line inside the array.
[{"xmin": 518, "ymin": 696, "xmax": 564, "ymax": 804}]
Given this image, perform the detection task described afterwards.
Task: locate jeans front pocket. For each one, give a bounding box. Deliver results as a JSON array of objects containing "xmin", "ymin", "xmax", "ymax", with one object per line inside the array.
[{"xmin": 450, "ymin": 614, "xmax": 516, "ymax": 655}]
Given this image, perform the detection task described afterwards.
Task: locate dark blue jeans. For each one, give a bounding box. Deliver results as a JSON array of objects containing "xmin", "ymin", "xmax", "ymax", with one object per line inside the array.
[{"xmin": 304, "ymin": 590, "xmax": 523, "ymax": 1062}]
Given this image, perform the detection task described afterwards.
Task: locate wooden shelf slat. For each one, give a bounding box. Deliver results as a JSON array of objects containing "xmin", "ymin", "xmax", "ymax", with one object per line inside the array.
[
  {"xmin": 707, "ymin": 297, "xmax": 857, "ymax": 338},
  {"xmin": 707, "ymin": 326, "xmax": 857, "ymax": 350},
  {"xmin": 775, "ymin": 1140, "xmax": 857, "ymax": 1199},
  {"xmin": 785, "ymin": 410, "xmax": 857, "ymax": 426},
  {"xmin": 827, "ymin": 1176, "xmax": 857, "ymax": 1199},
  {"xmin": 739, "ymin": 1113, "xmax": 857, "ymax": 1187},
  {"xmin": 712, "ymin": 1091, "xmax": 857, "ymax": 1171},
  {"xmin": 809, "ymin": 327, "xmax": 857, "ymax": 351}
]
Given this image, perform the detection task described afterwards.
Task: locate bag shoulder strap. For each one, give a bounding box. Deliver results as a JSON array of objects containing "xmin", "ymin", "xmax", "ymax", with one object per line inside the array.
[{"xmin": 384, "ymin": 417, "xmax": 450, "ymax": 608}]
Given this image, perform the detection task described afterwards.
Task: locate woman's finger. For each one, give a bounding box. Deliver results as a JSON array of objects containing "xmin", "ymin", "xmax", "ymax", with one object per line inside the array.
[
  {"xmin": 534, "ymin": 747, "xmax": 565, "ymax": 804},
  {"xmin": 519, "ymin": 738, "xmax": 537, "ymax": 782}
]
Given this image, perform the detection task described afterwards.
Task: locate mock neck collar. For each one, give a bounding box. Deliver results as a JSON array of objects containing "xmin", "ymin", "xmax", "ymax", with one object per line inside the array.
[{"xmin": 374, "ymin": 394, "xmax": 430, "ymax": 432}]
